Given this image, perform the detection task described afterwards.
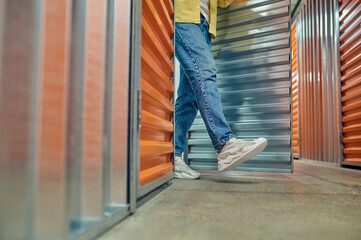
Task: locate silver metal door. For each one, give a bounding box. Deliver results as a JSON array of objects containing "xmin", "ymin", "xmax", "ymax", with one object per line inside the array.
[{"xmin": 186, "ymin": 0, "xmax": 293, "ymax": 172}]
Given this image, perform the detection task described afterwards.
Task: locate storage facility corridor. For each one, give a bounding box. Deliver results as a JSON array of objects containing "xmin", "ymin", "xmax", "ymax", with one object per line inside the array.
[
  {"xmin": 0, "ymin": 0, "xmax": 360, "ymax": 239},
  {"xmin": 99, "ymin": 161, "xmax": 361, "ymax": 240}
]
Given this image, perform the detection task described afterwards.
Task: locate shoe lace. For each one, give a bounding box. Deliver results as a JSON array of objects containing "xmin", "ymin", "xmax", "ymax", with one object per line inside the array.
[
  {"xmin": 228, "ymin": 138, "xmax": 254, "ymax": 147},
  {"xmin": 175, "ymin": 158, "xmax": 188, "ymax": 167}
]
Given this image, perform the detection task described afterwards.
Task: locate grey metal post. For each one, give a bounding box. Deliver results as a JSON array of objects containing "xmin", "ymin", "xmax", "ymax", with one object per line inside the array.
[{"xmin": 128, "ymin": 0, "xmax": 142, "ymax": 212}]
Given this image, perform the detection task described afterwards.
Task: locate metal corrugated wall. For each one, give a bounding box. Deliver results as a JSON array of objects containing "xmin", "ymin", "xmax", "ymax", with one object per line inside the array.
[
  {"xmin": 291, "ymin": 25, "xmax": 299, "ymax": 158},
  {"xmin": 187, "ymin": 0, "xmax": 293, "ymax": 172},
  {"xmin": 138, "ymin": 0, "xmax": 175, "ymax": 195},
  {"xmin": 0, "ymin": 0, "xmax": 133, "ymax": 239},
  {"xmin": 293, "ymin": 0, "xmax": 343, "ymax": 164},
  {"xmin": 339, "ymin": 0, "xmax": 361, "ymax": 166},
  {"xmin": 37, "ymin": 0, "xmax": 70, "ymax": 236},
  {"xmin": 0, "ymin": 1, "xmax": 43, "ymax": 238}
]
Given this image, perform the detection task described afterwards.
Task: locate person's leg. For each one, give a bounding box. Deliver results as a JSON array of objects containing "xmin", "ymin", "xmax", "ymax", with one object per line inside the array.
[
  {"xmin": 175, "ymin": 15, "xmax": 268, "ymax": 172},
  {"xmin": 174, "ymin": 67, "xmax": 199, "ymax": 157},
  {"xmin": 174, "ymin": 67, "xmax": 201, "ymax": 179},
  {"xmin": 175, "ymin": 16, "xmax": 234, "ymax": 152}
]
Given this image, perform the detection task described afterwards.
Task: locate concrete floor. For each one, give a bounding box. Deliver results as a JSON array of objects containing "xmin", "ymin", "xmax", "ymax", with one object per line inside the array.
[{"xmin": 98, "ymin": 160, "xmax": 361, "ymax": 240}]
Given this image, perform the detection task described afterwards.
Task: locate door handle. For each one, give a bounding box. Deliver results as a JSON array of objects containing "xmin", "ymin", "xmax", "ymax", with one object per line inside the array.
[{"xmin": 138, "ymin": 89, "xmax": 142, "ymax": 128}]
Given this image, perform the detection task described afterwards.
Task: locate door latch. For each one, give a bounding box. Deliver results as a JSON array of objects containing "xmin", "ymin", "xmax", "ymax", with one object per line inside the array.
[{"xmin": 138, "ymin": 89, "xmax": 142, "ymax": 128}]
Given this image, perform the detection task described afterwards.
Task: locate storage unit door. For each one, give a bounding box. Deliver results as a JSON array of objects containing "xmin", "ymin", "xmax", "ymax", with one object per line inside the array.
[
  {"xmin": 294, "ymin": 0, "xmax": 342, "ymax": 164},
  {"xmin": 291, "ymin": 25, "xmax": 299, "ymax": 158},
  {"xmin": 187, "ymin": 0, "xmax": 293, "ymax": 172},
  {"xmin": 139, "ymin": 0, "xmax": 175, "ymax": 197},
  {"xmin": 340, "ymin": 0, "xmax": 361, "ymax": 166}
]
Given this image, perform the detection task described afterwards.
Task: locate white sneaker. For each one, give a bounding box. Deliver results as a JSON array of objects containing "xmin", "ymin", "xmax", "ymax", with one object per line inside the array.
[
  {"xmin": 217, "ymin": 137, "xmax": 267, "ymax": 172},
  {"xmin": 174, "ymin": 156, "xmax": 200, "ymax": 179}
]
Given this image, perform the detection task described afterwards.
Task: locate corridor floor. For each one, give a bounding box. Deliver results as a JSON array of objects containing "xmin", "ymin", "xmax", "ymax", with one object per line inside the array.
[{"xmin": 98, "ymin": 161, "xmax": 361, "ymax": 240}]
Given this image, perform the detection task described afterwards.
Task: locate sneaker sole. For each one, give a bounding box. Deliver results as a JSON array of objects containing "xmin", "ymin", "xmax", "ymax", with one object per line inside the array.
[
  {"xmin": 174, "ymin": 171, "xmax": 200, "ymax": 179},
  {"xmin": 218, "ymin": 139, "xmax": 267, "ymax": 172}
]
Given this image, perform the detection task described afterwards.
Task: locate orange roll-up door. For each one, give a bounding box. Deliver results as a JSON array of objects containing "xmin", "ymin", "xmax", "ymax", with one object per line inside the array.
[
  {"xmin": 340, "ymin": 0, "xmax": 361, "ymax": 165},
  {"xmin": 139, "ymin": 0, "xmax": 174, "ymax": 187},
  {"xmin": 291, "ymin": 25, "xmax": 299, "ymax": 158}
]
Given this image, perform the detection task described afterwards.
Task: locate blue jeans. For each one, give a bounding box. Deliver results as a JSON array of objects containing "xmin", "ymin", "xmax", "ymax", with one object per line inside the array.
[{"xmin": 174, "ymin": 15, "xmax": 234, "ymax": 157}]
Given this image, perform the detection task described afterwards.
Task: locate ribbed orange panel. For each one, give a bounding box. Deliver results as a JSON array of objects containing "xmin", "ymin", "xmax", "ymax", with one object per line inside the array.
[
  {"xmin": 291, "ymin": 25, "xmax": 299, "ymax": 158},
  {"xmin": 296, "ymin": 0, "xmax": 341, "ymax": 163},
  {"xmin": 82, "ymin": 0, "xmax": 106, "ymax": 217},
  {"xmin": 340, "ymin": 0, "xmax": 361, "ymax": 164},
  {"xmin": 140, "ymin": 0, "xmax": 174, "ymax": 186},
  {"xmin": 36, "ymin": 0, "xmax": 70, "ymax": 237}
]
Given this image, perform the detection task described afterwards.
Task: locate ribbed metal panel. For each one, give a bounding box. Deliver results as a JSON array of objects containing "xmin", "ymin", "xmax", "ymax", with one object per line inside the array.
[
  {"xmin": 293, "ymin": 0, "xmax": 343, "ymax": 164},
  {"xmin": 291, "ymin": 24, "xmax": 299, "ymax": 158},
  {"xmin": 187, "ymin": 0, "xmax": 293, "ymax": 172},
  {"xmin": 139, "ymin": 0, "xmax": 174, "ymax": 189},
  {"xmin": 0, "ymin": 0, "xmax": 133, "ymax": 239},
  {"xmin": 0, "ymin": 1, "xmax": 43, "ymax": 238},
  {"xmin": 339, "ymin": 0, "xmax": 361, "ymax": 166},
  {"xmin": 36, "ymin": 0, "xmax": 70, "ymax": 237}
]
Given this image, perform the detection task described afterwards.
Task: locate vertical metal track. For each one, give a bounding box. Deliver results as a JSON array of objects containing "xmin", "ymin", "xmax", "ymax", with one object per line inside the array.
[
  {"xmin": 128, "ymin": 0, "xmax": 142, "ymax": 208},
  {"xmin": 66, "ymin": 0, "xmax": 87, "ymax": 234}
]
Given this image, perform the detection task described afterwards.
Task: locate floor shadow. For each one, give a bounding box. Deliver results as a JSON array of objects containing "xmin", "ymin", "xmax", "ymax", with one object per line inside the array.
[
  {"xmin": 211, "ymin": 178, "xmax": 257, "ymax": 184},
  {"xmin": 137, "ymin": 181, "xmax": 173, "ymax": 208},
  {"xmin": 199, "ymin": 175, "xmax": 258, "ymax": 184}
]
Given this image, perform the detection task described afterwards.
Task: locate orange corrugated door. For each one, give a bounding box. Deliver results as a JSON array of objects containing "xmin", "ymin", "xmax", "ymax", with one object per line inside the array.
[
  {"xmin": 339, "ymin": 0, "xmax": 361, "ymax": 165},
  {"xmin": 140, "ymin": 0, "xmax": 174, "ymax": 186},
  {"xmin": 291, "ymin": 25, "xmax": 299, "ymax": 158}
]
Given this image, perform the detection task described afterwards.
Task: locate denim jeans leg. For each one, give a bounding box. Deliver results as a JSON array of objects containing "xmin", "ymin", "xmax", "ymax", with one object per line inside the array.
[
  {"xmin": 174, "ymin": 67, "xmax": 199, "ymax": 157},
  {"xmin": 175, "ymin": 17, "xmax": 234, "ymax": 152}
]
